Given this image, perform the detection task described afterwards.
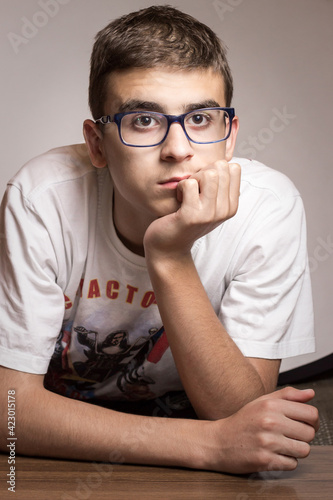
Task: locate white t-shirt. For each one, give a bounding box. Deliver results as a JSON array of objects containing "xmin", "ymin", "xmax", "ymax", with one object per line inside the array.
[{"xmin": 0, "ymin": 145, "xmax": 315, "ymax": 401}]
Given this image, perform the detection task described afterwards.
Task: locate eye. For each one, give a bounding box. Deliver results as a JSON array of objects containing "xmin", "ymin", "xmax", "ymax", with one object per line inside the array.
[
  {"xmin": 132, "ymin": 114, "xmax": 160, "ymax": 128},
  {"xmin": 187, "ymin": 112, "xmax": 212, "ymax": 127},
  {"xmin": 136, "ymin": 116, "xmax": 153, "ymax": 127},
  {"xmin": 192, "ymin": 114, "xmax": 206, "ymax": 124}
]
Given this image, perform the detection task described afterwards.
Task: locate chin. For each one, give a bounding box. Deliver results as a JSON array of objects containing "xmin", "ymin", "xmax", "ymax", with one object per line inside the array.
[{"xmin": 156, "ymin": 197, "xmax": 181, "ymax": 217}]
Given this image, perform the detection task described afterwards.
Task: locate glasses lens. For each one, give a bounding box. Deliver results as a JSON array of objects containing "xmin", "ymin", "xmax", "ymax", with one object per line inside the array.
[
  {"xmin": 120, "ymin": 112, "xmax": 167, "ymax": 146},
  {"xmin": 184, "ymin": 109, "xmax": 231, "ymax": 144}
]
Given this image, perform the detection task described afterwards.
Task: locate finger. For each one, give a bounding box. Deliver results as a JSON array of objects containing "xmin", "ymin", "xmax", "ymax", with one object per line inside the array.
[
  {"xmin": 197, "ymin": 168, "xmax": 220, "ymax": 204},
  {"xmin": 278, "ymin": 436, "xmax": 311, "ymax": 460},
  {"xmin": 188, "ymin": 161, "xmax": 231, "ymax": 215},
  {"xmin": 177, "ymin": 178, "xmax": 200, "ymax": 211},
  {"xmin": 257, "ymin": 399, "xmax": 318, "ymax": 442},
  {"xmin": 263, "ymin": 386, "xmax": 316, "ymax": 404},
  {"xmin": 272, "ymin": 388, "xmax": 319, "ymax": 429},
  {"xmin": 275, "ymin": 455, "xmax": 299, "ymax": 471},
  {"xmin": 281, "ymin": 414, "xmax": 317, "ymax": 443},
  {"xmin": 280, "ymin": 398, "xmax": 318, "ymax": 422},
  {"xmin": 256, "ymin": 449, "xmax": 300, "ymax": 472},
  {"xmin": 228, "ymin": 162, "xmax": 241, "ymax": 215},
  {"xmin": 179, "ymin": 171, "xmax": 220, "ymax": 220},
  {"xmin": 211, "ymin": 161, "xmax": 240, "ymax": 220},
  {"xmin": 214, "ymin": 161, "xmax": 230, "ymax": 216},
  {"xmin": 286, "ymin": 403, "xmax": 319, "ymax": 433},
  {"xmin": 251, "ymin": 451, "xmax": 299, "ymax": 473}
]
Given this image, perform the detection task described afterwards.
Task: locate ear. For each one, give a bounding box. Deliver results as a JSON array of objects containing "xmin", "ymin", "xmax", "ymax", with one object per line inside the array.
[
  {"xmin": 225, "ymin": 115, "xmax": 239, "ymax": 162},
  {"xmin": 83, "ymin": 119, "xmax": 107, "ymax": 168}
]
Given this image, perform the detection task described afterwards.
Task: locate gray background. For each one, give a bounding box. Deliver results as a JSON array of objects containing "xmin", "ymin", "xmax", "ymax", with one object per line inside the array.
[{"xmin": 1, "ymin": 0, "xmax": 332, "ymax": 372}]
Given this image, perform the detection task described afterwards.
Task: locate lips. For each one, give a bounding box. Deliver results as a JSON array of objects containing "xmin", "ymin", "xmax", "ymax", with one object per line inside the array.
[{"xmin": 159, "ymin": 175, "xmax": 191, "ymax": 185}]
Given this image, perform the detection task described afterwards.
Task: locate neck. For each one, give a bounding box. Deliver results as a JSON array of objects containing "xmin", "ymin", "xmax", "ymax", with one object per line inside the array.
[
  {"xmin": 113, "ymin": 221, "xmax": 145, "ymax": 257},
  {"xmin": 112, "ymin": 192, "xmax": 149, "ymax": 257}
]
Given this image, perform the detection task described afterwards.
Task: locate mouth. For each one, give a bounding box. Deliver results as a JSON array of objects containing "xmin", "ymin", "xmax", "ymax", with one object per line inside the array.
[{"xmin": 159, "ymin": 175, "xmax": 191, "ymax": 189}]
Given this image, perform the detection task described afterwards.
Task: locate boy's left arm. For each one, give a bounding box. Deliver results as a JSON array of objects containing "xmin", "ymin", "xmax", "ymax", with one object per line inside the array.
[
  {"xmin": 146, "ymin": 251, "xmax": 280, "ymax": 420},
  {"xmin": 144, "ymin": 161, "xmax": 281, "ymax": 420}
]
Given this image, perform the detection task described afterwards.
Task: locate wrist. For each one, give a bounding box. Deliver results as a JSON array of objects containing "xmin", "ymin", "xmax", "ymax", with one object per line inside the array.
[
  {"xmin": 143, "ymin": 215, "xmax": 196, "ymax": 267},
  {"xmin": 187, "ymin": 419, "xmax": 227, "ymax": 472},
  {"xmin": 145, "ymin": 248, "xmax": 195, "ymax": 278}
]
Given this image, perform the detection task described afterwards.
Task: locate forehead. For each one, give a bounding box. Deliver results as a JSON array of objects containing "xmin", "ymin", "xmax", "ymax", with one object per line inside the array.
[{"xmin": 104, "ymin": 67, "xmax": 226, "ymax": 113}]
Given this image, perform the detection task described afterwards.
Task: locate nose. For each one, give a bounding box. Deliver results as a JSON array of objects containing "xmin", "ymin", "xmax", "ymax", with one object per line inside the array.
[{"xmin": 160, "ymin": 122, "xmax": 194, "ymax": 162}]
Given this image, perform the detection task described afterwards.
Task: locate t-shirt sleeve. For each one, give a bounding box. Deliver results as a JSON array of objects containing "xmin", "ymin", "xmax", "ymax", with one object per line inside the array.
[
  {"xmin": 0, "ymin": 185, "xmax": 66, "ymax": 374},
  {"xmin": 220, "ymin": 192, "xmax": 315, "ymax": 359}
]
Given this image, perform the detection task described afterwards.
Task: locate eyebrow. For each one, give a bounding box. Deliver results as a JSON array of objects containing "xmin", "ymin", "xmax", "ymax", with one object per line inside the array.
[
  {"xmin": 117, "ymin": 99, "xmax": 222, "ymax": 114},
  {"xmin": 184, "ymin": 100, "xmax": 221, "ymax": 112},
  {"xmin": 118, "ymin": 100, "xmax": 164, "ymax": 113}
]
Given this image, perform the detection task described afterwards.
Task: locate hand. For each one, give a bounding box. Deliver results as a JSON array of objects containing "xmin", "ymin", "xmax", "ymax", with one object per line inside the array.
[
  {"xmin": 209, "ymin": 387, "xmax": 319, "ymax": 474},
  {"xmin": 144, "ymin": 160, "xmax": 241, "ymax": 261}
]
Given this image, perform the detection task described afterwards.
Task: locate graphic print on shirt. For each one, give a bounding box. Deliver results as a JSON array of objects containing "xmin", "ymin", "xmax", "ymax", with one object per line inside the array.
[
  {"xmin": 72, "ymin": 324, "xmax": 168, "ymax": 385},
  {"xmin": 45, "ymin": 321, "xmax": 170, "ymax": 401}
]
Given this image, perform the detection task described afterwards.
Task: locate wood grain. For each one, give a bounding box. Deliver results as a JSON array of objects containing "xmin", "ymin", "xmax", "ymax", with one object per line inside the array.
[{"xmin": 1, "ymin": 446, "xmax": 332, "ymax": 500}]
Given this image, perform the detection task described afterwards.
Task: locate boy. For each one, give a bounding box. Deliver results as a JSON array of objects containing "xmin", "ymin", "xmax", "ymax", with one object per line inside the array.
[{"xmin": 0, "ymin": 6, "xmax": 318, "ymax": 473}]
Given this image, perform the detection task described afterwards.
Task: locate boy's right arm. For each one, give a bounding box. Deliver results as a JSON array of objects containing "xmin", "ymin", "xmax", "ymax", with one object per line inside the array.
[{"xmin": 0, "ymin": 365, "xmax": 319, "ymax": 474}]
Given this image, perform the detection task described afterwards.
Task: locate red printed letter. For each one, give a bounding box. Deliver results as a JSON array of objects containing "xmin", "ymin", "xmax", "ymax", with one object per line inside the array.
[
  {"xmin": 126, "ymin": 285, "xmax": 138, "ymax": 304},
  {"xmin": 106, "ymin": 280, "xmax": 120, "ymax": 300},
  {"xmin": 141, "ymin": 291, "xmax": 157, "ymax": 308},
  {"xmin": 64, "ymin": 294, "xmax": 72, "ymax": 310},
  {"xmin": 88, "ymin": 279, "xmax": 101, "ymax": 299}
]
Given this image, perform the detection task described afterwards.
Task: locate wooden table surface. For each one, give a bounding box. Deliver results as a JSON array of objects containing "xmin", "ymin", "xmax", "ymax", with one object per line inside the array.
[{"xmin": 1, "ymin": 446, "xmax": 332, "ymax": 500}]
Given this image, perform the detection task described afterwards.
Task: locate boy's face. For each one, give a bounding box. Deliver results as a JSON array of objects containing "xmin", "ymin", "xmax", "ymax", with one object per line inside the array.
[{"xmin": 84, "ymin": 67, "xmax": 239, "ymax": 240}]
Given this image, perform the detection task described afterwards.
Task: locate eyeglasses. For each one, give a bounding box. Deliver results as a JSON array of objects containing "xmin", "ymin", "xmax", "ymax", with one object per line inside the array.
[{"xmin": 95, "ymin": 107, "xmax": 235, "ymax": 147}]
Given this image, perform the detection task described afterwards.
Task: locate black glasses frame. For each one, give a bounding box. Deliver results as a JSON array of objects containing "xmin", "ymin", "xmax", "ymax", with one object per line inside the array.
[{"xmin": 95, "ymin": 107, "xmax": 235, "ymax": 147}]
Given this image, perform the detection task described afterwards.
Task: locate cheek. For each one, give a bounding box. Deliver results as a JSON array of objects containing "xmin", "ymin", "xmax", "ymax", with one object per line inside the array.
[
  {"xmin": 104, "ymin": 142, "xmax": 132, "ymax": 179},
  {"xmin": 105, "ymin": 140, "xmax": 158, "ymax": 179},
  {"xmin": 215, "ymin": 141, "xmax": 227, "ymax": 158},
  {"xmin": 197, "ymin": 142, "xmax": 226, "ymax": 163},
  {"xmin": 105, "ymin": 145, "xmax": 150, "ymax": 196}
]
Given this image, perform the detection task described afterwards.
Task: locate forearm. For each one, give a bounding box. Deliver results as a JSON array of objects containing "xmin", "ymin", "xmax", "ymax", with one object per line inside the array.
[
  {"xmin": 0, "ymin": 369, "xmax": 206, "ymax": 468},
  {"xmin": 0, "ymin": 368, "xmax": 319, "ymax": 474},
  {"xmin": 147, "ymin": 254, "xmax": 266, "ymax": 420}
]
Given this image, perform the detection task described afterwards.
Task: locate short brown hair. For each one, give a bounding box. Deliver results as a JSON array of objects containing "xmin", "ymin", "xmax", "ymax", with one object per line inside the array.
[{"xmin": 89, "ymin": 5, "xmax": 233, "ymax": 119}]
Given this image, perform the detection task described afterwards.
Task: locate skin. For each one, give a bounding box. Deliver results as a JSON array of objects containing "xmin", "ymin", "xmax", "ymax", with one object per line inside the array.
[{"xmin": 0, "ymin": 67, "xmax": 319, "ymax": 474}]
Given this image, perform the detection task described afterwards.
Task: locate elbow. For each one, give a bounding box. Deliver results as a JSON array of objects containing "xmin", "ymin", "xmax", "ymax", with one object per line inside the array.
[{"xmin": 196, "ymin": 384, "xmax": 267, "ymax": 421}]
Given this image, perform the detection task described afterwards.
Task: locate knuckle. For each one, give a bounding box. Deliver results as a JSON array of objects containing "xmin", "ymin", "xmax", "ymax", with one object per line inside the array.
[
  {"xmin": 311, "ymin": 405, "xmax": 319, "ymax": 424},
  {"xmin": 228, "ymin": 201, "xmax": 239, "ymax": 217},
  {"xmin": 215, "ymin": 159, "xmax": 228, "ymax": 169},
  {"xmin": 298, "ymin": 441, "xmax": 311, "ymax": 458},
  {"xmin": 303, "ymin": 404, "xmax": 319, "ymax": 429},
  {"xmin": 260, "ymin": 416, "xmax": 278, "ymax": 433},
  {"xmin": 203, "ymin": 168, "xmax": 219, "ymax": 184},
  {"xmin": 256, "ymin": 449, "xmax": 273, "ymax": 469},
  {"xmin": 282, "ymin": 386, "xmax": 296, "ymax": 398},
  {"xmin": 217, "ymin": 206, "xmax": 230, "ymax": 221},
  {"xmin": 230, "ymin": 162, "xmax": 241, "ymax": 172},
  {"xmin": 257, "ymin": 432, "xmax": 276, "ymax": 451},
  {"xmin": 289, "ymin": 438, "xmax": 310, "ymax": 460},
  {"xmin": 307, "ymin": 424, "xmax": 316, "ymax": 443},
  {"xmin": 186, "ymin": 178, "xmax": 198, "ymax": 188},
  {"xmin": 304, "ymin": 442, "xmax": 311, "ymax": 457},
  {"xmin": 285, "ymin": 458, "xmax": 298, "ymax": 471},
  {"xmin": 260, "ymin": 398, "xmax": 278, "ymax": 413}
]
